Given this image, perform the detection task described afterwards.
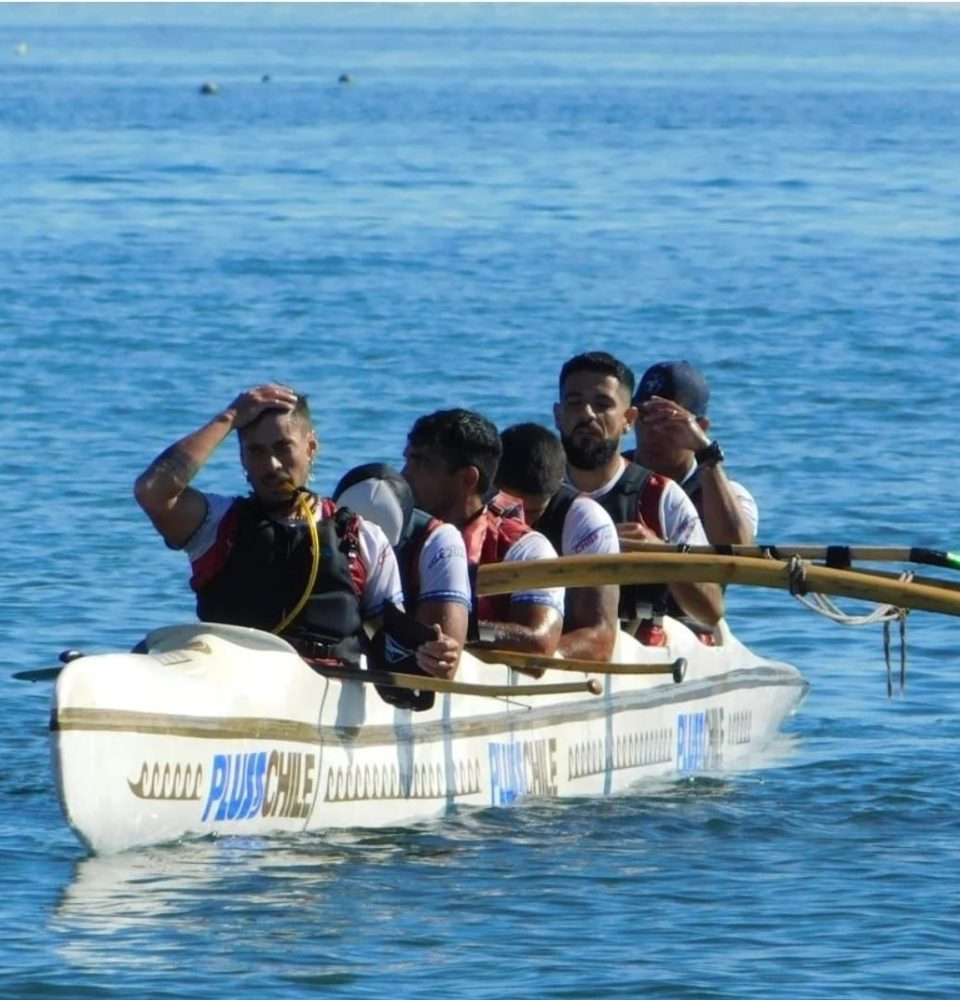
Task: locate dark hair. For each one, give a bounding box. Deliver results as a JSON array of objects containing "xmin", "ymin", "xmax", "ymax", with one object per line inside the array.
[
  {"xmin": 497, "ymin": 423, "xmax": 566, "ymax": 498},
  {"xmin": 407, "ymin": 408, "xmax": 501, "ymax": 496},
  {"xmin": 238, "ymin": 391, "xmax": 313, "ymax": 438},
  {"xmin": 558, "ymin": 351, "xmax": 635, "ymax": 398}
]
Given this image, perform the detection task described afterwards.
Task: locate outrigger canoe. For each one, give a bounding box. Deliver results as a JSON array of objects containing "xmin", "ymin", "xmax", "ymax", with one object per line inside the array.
[{"xmin": 50, "ymin": 614, "xmax": 808, "ymax": 854}]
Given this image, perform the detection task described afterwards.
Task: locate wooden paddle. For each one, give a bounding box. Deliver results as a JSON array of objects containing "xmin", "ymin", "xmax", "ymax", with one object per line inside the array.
[
  {"xmin": 476, "ymin": 552, "xmax": 960, "ymax": 618},
  {"xmin": 18, "ymin": 654, "xmax": 602, "ymax": 697},
  {"xmin": 470, "ymin": 648, "xmax": 687, "ymax": 683},
  {"xmin": 618, "ymin": 540, "xmax": 960, "ymax": 571},
  {"xmin": 313, "ymin": 664, "xmax": 603, "ymax": 698}
]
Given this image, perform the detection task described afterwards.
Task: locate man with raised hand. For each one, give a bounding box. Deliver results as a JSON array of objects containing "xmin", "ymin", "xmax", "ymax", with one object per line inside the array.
[
  {"xmin": 496, "ymin": 423, "xmax": 620, "ymax": 662},
  {"xmin": 554, "ymin": 352, "xmax": 724, "ymax": 643},
  {"xmin": 632, "ymin": 360, "xmax": 758, "ymax": 545},
  {"xmin": 402, "ymin": 408, "xmax": 564, "ymax": 659},
  {"xmin": 133, "ymin": 382, "xmax": 408, "ymax": 669}
]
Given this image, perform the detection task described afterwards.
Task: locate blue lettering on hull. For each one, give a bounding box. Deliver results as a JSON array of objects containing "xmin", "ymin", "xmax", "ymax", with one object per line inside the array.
[
  {"xmin": 488, "ymin": 738, "xmax": 558, "ymax": 805},
  {"xmin": 677, "ymin": 708, "xmax": 725, "ymax": 772},
  {"xmin": 201, "ymin": 750, "xmax": 317, "ymax": 823}
]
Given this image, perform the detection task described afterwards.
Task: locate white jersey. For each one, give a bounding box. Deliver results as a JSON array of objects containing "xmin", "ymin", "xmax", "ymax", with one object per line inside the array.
[
  {"xmin": 184, "ymin": 493, "xmax": 404, "ymax": 619},
  {"xmin": 502, "ymin": 531, "xmax": 565, "ymax": 617},
  {"xmin": 576, "ymin": 459, "xmax": 709, "ymax": 547},
  {"xmin": 561, "ymin": 495, "xmax": 620, "ymax": 557},
  {"xmin": 416, "ymin": 522, "xmax": 472, "ymax": 609},
  {"xmin": 680, "ymin": 463, "xmax": 759, "ymax": 537}
]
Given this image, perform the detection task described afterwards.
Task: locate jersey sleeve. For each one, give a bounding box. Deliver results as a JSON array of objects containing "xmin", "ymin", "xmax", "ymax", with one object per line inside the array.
[
  {"xmin": 503, "ymin": 531, "xmax": 565, "ymax": 616},
  {"xmin": 356, "ymin": 518, "xmax": 406, "ymax": 619},
  {"xmin": 417, "ymin": 523, "xmax": 472, "ymax": 608},
  {"xmin": 562, "ymin": 496, "xmax": 620, "ymax": 556},
  {"xmin": 659, "ymin": 480, "xmax": 709, "ymax": 547},
  {"xmin": 729, "ymin": 478, "xmax": 759, "ymax": 537},
  {"xmin": 182, "ymin": 493, "xmax": 234, "ymax": 562}
]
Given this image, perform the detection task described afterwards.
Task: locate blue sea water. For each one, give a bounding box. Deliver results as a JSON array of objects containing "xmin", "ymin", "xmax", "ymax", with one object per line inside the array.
[{"xmin": 3, "ymin": 2, "xmax": 960, "ymax": 996}]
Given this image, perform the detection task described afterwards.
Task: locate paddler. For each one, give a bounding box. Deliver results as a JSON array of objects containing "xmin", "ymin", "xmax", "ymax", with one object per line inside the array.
[
  {"xmin": 554, "ymin": 352, "xmax": 724, "ymax": 644},
  {"xmin": 133, "ymin": 383, "xmax": 458, "ymax": 677},
  {"xmin": 631, "ymin": 360, "xmax": 758, "ymax": 545},
  {"xmin": 333, "ymin": 463, "xmax": 470, "ymax": 679},
  {"xmin": 401, "ymin": 408, "xmax": 565, "ymax": 660},
  {"xmin": 494, "ymin": 423, "xmax": 620, "ymax": 662}
]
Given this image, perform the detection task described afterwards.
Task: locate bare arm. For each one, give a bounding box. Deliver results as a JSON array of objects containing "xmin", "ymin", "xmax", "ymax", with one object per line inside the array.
[
  {"xmin": 479, "ymin": 604, "xmax": 563, "ymax": 668},
  {"xmin": 638, "ymin": 397, "xmax": 753, "ymax": 545},
  {"xmin": 666, "ymin": 580, "xmax": 724, "ymax": 627},
  {"xmin": 557, "ymin": 585, "xmax": 619, "ymax": 662},
  {"xmin": 133, "ymin": 418, "xmax": 231, "ymax": 548},
  {"xmin": 617, "ymin": 520, "xmax": 724, "ymax": 627},
  {"xmin": 133, "ymin": 383, "xmax": 297, "ymax": 548},
  {"xmin": 697, "ymin": 464, "xmax": 755, "ymax": 545},
  {"xmin": 414, "ymin": 600, "xmax": 469, "ymax": 679}
]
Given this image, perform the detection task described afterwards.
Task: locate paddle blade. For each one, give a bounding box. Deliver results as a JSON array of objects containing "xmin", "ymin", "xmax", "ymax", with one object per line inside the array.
[
  {"xmin": 911, "ymin": 548, "xmax": 960, "ymax": 571},
  {"xmin": 13, "ymin": 666, "xmax": 63, "ymax": 683}
]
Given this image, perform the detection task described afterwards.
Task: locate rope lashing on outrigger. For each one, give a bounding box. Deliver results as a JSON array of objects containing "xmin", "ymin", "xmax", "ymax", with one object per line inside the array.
[
  {"xmin": 273, "ymin": 487, "xmax": 321, "ymax": 635},
  {"xmin": 782, "ymin": 553, "xmax": 909, "ymax": 696}
]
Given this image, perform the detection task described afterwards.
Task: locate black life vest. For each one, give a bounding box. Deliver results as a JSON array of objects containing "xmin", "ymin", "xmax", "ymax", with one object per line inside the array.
[
  {"xmin": 531, "ymin": 483, "xmax": 578, "ymax": 554},
  {"xmin": 193, "ymin": 496, "xmax": 366, "ymax": 664},
  {"xmin": 395, "ymin": 507, "xmax": 443, "ymax": 609},
  {"xmin": 529, "ymin": 484, "xmax": 580, "ymax": 622},
  {"xmin": 592, "ymin": 463, "xmax": 670, "ymax": 623}
]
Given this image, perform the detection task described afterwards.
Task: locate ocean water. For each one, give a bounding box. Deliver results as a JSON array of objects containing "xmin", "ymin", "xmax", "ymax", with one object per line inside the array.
[{"xmin": 3, "ymin": 3, "xmax": 960, "ymax": 996}]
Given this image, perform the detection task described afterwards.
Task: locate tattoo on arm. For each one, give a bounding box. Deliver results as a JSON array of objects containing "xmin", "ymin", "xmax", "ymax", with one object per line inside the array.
[{"xmin": 145, "ymin": 445, "xmax": 201, "ymax": 491}]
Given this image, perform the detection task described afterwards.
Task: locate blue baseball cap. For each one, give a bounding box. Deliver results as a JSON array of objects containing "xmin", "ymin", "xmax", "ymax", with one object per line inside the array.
[{"xmin": 633, "ymin": 361, "xmax": 710, "ymax": 418}]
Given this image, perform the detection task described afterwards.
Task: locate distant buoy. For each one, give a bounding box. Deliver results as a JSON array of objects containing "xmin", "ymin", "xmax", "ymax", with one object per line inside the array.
[
  {"xmin": 199, "ymin": 81, "xmax": 219, "ymax": 96},
  {"xmin": 261, "ymin": 74, "xmax": 272, "ymax": 83},
  {"xmin": 14, "ymin": 41, "xmax": 28, "ymax": 57},
  {"xmin": 338, "ymin": 73, "xmax": 353, "ymax": 84}
]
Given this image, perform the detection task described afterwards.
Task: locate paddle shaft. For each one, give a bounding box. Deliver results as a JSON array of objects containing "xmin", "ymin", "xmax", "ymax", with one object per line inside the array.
[
  {"xmin": 477, "ymin": 552, "xmax": 960, "ymax": 618},
  {"xmin": 470, "ymin": 647, "xmax": 686, "ymax": 680},
  {"xmin": 315, "ymin": 665, "xmax": 602, "ymax": 698},
  {"xmin": 618, "ymin": 540, "xmax": 960, "ymax": 571},
  {"xmin": 16, "ymin": 656, "xmax": 607, "ymax": 694}
]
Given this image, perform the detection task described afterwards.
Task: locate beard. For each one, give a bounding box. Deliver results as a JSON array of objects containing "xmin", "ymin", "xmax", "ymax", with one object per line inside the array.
[{"xmin": 561, "ymin": 431, "xmax": 621, "ymax": 471}]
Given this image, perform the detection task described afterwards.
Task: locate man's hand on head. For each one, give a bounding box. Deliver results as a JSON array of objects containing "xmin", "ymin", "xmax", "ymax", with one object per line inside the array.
[{"xmin": 228, "ymin": 383, "xmax": 298, "ymax": 430}]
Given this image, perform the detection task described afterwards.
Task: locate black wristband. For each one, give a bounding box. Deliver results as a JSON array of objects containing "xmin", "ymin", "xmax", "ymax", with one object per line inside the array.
[{"xmin": 696, "ymin": 440, "xmax": 725, "ymax": 468}]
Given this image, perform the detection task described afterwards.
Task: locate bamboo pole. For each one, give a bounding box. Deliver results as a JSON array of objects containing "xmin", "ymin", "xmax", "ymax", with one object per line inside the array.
[{"xmin": 476, "ymin": 552, "xmax": 960, "ymax": 618}]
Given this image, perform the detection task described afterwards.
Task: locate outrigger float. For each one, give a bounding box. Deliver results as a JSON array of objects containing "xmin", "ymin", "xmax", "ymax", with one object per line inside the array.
[{"xmin": 42, "ymin": 549, "xmax": 960, "ymax": 855}]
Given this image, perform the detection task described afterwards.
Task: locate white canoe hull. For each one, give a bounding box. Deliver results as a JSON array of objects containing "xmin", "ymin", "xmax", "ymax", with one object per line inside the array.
[{"xmin": 51, "ymin": 621, "xmax": 808, "ymax": 854}]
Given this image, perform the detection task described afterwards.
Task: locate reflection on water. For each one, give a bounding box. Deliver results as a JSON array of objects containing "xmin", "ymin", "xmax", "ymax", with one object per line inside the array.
[{"xmin": 51, "ymin": 745, "xmax": 804, "ymax": 959}]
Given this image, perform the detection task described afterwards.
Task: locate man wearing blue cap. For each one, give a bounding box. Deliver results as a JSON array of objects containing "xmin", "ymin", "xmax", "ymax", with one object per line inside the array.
[{"xmin": 632, "ymin": 361, "xmax": 757, "ymax": 546}]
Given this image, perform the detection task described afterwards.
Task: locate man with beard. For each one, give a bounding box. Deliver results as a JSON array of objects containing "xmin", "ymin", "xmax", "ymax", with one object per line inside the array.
[
  {"xmin": 554, "ymin": 352, "xmax": 724, "ymax": 641},
  {"xmin": 132, "ymin": 383, "xmax": 438, "ymax": 673}
]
